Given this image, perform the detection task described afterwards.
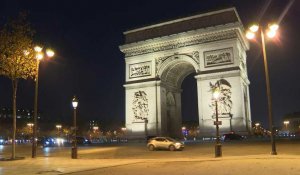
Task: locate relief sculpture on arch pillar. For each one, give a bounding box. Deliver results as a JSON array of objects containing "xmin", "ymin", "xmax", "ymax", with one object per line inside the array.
[
  {"xmin": 132, "ymin": 91, "xmax": 149, "ymax": 122},
  {"xmin": 209, "ymin": 79, "xmax": 233, "ymax": 118}
]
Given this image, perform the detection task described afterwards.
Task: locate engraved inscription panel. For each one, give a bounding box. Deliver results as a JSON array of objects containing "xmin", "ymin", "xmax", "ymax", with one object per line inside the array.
[
  {"xmin": 129, "ymin": 61, "xmax": 151, "ymax": 79},
  {"xmin": 204, "ymin": 48, "xmax": 234, "ymax": 67}
]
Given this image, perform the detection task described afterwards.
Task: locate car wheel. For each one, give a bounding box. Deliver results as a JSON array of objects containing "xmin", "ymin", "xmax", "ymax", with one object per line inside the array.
[
  {"xmin": 169, "ymin": 145, "xmax": 175, "ymax": 151},
  {"xmin": 148, "ymin": 144, "xmax": 155, "ymax": 151}
]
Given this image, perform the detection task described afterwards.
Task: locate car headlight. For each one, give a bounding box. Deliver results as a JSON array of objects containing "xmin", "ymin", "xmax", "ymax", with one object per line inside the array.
[
  {"xmin": 56, "ymin": 138, "xmax": 64, "ymax": 144},
  {"xmin": 175, "ymin": 142, "xmax": 181, "ymax": 148}
]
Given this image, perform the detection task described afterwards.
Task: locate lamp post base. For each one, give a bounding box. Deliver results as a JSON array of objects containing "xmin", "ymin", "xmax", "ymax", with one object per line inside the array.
[
  {"xmin": 71, "ymin": 147, "xmax": 77, "ymax": 159},
  {"xmin": 271, "ymin": 151, "xmax": 277, "ymax": 155},
  {"xmin": 215, "ymin": 144, "xmax": 222, "ymax": 157}
]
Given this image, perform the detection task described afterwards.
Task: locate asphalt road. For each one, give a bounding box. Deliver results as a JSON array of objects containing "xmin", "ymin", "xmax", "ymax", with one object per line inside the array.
[
  {"xmin": 1, "ymin": 139, "xmax": 300, "ymax": 175},
  {"xmin": 1, "ymin": 138, "xmax": 300, "ymax": 159}
]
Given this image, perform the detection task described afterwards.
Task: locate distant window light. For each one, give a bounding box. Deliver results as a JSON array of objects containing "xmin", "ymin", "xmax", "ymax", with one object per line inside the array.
[{"xmin": 17, "ymin": 116, "xmax": 21, "ymax": 119}]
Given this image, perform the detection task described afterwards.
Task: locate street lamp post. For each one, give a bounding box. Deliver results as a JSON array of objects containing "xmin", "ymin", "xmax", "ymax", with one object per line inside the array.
[
  {"xmin": 213, "ymin": 88, "xmax": 222, "ymax": 158},
  {"xmin": 121, "ymin": 127, "xmax": 127, "ymax": 137},
  {"xmin": 32, "ymin": 46, "xmax": 55, "ymax": 158},
  {"xmin": 283, "ymin": 121, "xmax": 289, "ymax": 130},
  {"xmin": 181, "ymin": 126, "xmax": 186, "ymax": 139},
  {"xmin": 56, "ymin": 124, "xmax": 62, "ymax": 137},
  {"xmin": 93, "ymin": 126, "xmax": 99, "ymax": 141},
  {"xmin": 71, "ymin": 96, "xmax": 78, "ymax": 159},
  {"xmin": 144, "ymin": 118, "xmax": 148, "ymax": 138},
  {"xmin": 93, "ymin": 126, "xmax": 99, "ymax": 133},
  {"xmin": 27, "ymin": 123, "xmax": 34, "ymax": 135},
  {"xmin": 254, "ymin": 122, "xmax": 261, "ymax": 135},
  {"xmin": 255, "ymin": 123, "xmax": 260, "ymax": 128},
  {"xmin": 246, "ymin": 23, "xmax": 279, "ymax": 155}
]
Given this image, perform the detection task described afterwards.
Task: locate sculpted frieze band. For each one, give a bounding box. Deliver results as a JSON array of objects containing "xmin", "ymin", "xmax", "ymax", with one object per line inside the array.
[{"xmin": 124, "ymin": 30, "xmax": 238, "ymax": 57}]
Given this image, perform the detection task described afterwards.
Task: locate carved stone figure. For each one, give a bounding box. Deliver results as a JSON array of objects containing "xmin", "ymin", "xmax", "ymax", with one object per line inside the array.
[
  {"xmin": 209, "ymin": 79, "xmax": 232, "ymax": 117},
  {"xmin": 132, "ymin": 91, "xmax": 149, "ymax": 121}
]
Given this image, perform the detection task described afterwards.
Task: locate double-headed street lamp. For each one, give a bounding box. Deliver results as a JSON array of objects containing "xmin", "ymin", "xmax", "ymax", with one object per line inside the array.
[
  {"xmin": 246, "ymin": 23, "xmax": 279, "ymax": 155},
  {"xmin": 71, "ymin": 96, "xmax": 78, "ymax": 159},
  {"xmin": 32, "ymin": 46, "xmax": 54, "ymax": 158},
  {"xmin": 213, "ymin": 88, "xmax": 222, "ymax": 158}
]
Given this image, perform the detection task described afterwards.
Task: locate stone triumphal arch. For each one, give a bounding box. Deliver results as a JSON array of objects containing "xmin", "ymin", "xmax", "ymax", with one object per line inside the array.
[{"xmin": 119, "ymin": 8, "xmax": 251, "ymax": 138}]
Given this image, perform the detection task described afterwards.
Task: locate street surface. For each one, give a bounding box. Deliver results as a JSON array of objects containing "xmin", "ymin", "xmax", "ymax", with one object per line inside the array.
[{"xmin": 1, "ymin": 139, "xmax": 300, "ymax": 175}]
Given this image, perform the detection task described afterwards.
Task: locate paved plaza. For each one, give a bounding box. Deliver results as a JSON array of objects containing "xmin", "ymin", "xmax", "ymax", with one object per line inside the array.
[{"xmin": 1, "ymin": 139, "xmax": 300, "ymax": 175}]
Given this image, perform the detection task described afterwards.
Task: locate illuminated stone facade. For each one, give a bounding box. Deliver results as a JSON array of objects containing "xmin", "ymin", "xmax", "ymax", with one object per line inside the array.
[{"xmin": 120, "ymin": 8, "xmax": 251, "ymax": 138}]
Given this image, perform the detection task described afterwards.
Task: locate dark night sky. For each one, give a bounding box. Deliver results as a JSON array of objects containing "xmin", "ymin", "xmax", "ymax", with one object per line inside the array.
[{"xmin": 0, "ymin": 0, "xmax": 299, "ymax": 129}]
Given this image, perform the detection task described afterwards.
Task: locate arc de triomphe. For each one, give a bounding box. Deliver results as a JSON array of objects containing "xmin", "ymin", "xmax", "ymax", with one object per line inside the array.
[{"xmin": 119, "ymin": 8, "xmax": 251, "ymax": 138}]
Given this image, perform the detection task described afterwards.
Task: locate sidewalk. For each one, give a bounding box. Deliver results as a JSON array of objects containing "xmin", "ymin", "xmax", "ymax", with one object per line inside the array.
[
  {"xmin": 1, "ymin": 155, "xmax": 300, "ymax": 175},
  {"xmin": 1, "ymin": 157, "xmax": 144, "ymax": 175}
]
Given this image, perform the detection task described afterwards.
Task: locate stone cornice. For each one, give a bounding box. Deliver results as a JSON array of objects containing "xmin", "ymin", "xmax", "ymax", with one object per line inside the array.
[{"xmin": 120, "ymin": 23, "xmax": 247, "ymax": 57}]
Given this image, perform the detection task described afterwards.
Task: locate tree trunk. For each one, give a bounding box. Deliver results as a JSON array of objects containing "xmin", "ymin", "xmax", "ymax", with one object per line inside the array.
[{"xmin": 11, "ymin": 79, "xmax": 18, "ymax": 159}]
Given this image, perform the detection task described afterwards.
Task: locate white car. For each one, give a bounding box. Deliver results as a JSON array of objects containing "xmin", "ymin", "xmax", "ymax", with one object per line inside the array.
[{"xmin": 147, "ymin": 137, "xmax": 184, "ymax": 151}]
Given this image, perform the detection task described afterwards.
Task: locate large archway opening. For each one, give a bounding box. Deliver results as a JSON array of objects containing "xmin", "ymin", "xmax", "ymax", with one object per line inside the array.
[
  {"xmin": 181, "ymin": 73, "xmax": 199, "ymax": 139},
  {"xmin": 159, "ymin": 57, "xmax": 198, "ymax": 138}
]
